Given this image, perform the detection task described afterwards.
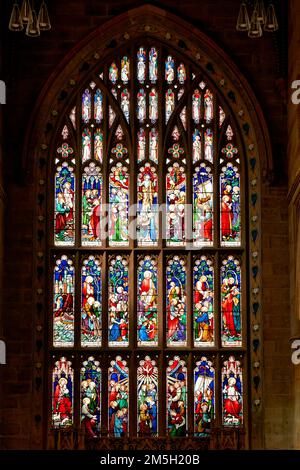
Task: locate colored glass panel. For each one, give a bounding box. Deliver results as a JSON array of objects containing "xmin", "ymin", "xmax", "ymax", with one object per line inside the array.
[
  {"xmin": 221, "ymin": 257, "xmax": 242, "ymax": 346},
  {"xmin": 108, "ymin": 256, "xmax": 129, "ymax": 346},
  {"xmin": 137, "ymin": 255, "xmax": 158, "ymax": 346},
  {"xmin": 54, "ymin": 163, "xmax": 75, "ymax": 246},
  {"xmin": 52, "ymin": 357, "xmax": 73, "ymax": 428},
  {"xmin": 166, "ymin": 255, "xmax": 187, "ymax": 346},
  {"xmin": 81, "ymin": 256, "xmax": 102, "ymax": 346},
  {"xmin": 108, "ymin": 356, "xmax": 129, "ymax": 436},
  {"xmin": 80, "ymin": 357, "xmax": 101, "ymax": 437},
  {"xmin": 137, "ymin": 356, "xmax": 158, "ymax": 436},
  {"xmin": 193, "ymin": 256, "xmax": 214, "ymax": 346}
]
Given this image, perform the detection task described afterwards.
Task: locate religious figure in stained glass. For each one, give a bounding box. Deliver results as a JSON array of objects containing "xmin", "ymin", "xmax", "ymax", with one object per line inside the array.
[
  {"xmin": 137, "ymin": 128, "xmax": 146, "ymax": 162},
  {"xmin": 149, "ymin": 88, "xmax": 158, "ymax": 123},
  {"xmin": 165, "ymin": 89, "xmax": 175, "ymax": 123},
  {"xmin": 192, "ymin": 129, "xmax": 201, "ymax": 163},
  {"xmin": 82, "ymin": 163, "xmax": 101, "ymax": 245},
  {"xmin": 94, "ymin": 129, "xmax": 103, "ymax": 162},
  {"xmin": 52, "ymin": 357, "xmax": 73, "ymax": 428},
  {"xmin": 220, "ymin": 163, "xmax": 241, "ymax": 244},
  {"xmin": 167, "ymin": 357, "xmax": 187, "ymax": 436},
  {"xmin": 193, "ymin": 164, "xmax": 213, "ymax": 245},
  {"xmin": 54, "ymin": 163, "xmax": 75, "ymax": 245},
  {"xmin": 221, "ymin": 257, "xmax": 242, "ymax": 346},
  {"xmin": 81, "ymin": 256, "xmax": 102, "ymax": 346},
  {"xmin": 192, "ymin": 89, "xmax": 201, "ymax": 124},
  {"xmin": 149, "ymin": 47, "xmax": 158, "ymax": 83},
  {"xmin": 137, "ymin": 356, "xmax": 158, "ymax": 436},
  {"xmin": 193, "ymin": 256, "xmax": 214, "ymax": 346},
  {"xmin": 137, "ymin": 47, "xmax": 147, "ymax": 83},
  {"xmin": 82, "ymin": 129, "xmax": 91, "ymax": 163},
  {"xmin": 121, "ymin": 56, "xmax": 130, "ymax": 84},
  {"xmin": 82, "ymin": 89, "xmax": 91, "ymax": 123},
  {"xmin": 204, "ymin": 89, "xmax": 213, "ymax": 123},
  {"xmin": 137, "ymin": 88, "xmax": 146, "ymax": 123},
  {"xmin": 194, "ymin": 357, "xmax": 214, "ymax": 436},
  {"xmin": 80, "ymin": 357, "xmax": 101, "ymax": 438},
  {"xmin": 109, "ymin": 62, "xmax": 118, "ymax": 84},
  {"xmin": 94, "ymin": 89, "xmax": 103, "ymax": 123},
  {"xmin": 222, "ymin": 356, "xmax": 243, "ymax": 426},
  {"xmin": 137, "ymin": 256, "xmax": 158, "ymax": 346},
  {"xmin": 165, "ymin": 55, "xmax": 175, "ymax": 83},
  {"xmin": 177, "ymin": 63, "xmax": 186, "ymax": 84},
  {"xmin": 53, "ymin": 256, "xmax": 75, "ymax": 347},
  {"xmin": 108, "ymin": 256, "xmax": 129, "ymax": 346},
  {"xmin": 166, "ymin": 255, "xmax": 187, "ymax": 346},
  {"xmin": 204, "ymin": 128, "xmax": 213, "ymax": 162},
  {"xmin": 149, "ymin": 128, "xmax": 158, "ymax": 163},
  {"xmin": 109, "ymin": 163, "xmax": 129, "ymax": 245},
  {"xmin": 137, "ymin": 163, "xmax": 158, "ymax": 246},
  {"xmin": 108, "ymin": 357, "xmax": 129, "ymax": 436},
  {"xmin": 166, "ymin": 163, "xmax": 186, "ymax": 245},
  {"xmin": 121, "ymin": 89, "xmax": 130, "ymax": 122}
]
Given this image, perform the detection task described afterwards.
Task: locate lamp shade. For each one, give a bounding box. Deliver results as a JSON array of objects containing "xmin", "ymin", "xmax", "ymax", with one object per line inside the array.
[
  {"xmin": 236, "ymin": 3, "xmax": 250, "ymax": 32},
  {"xmin": 38, "ymin": 1, "xmax": 51, "ymax": 31},
  {"xmin": 20, "ymin": 0, "xmax": 33, "ymax": 24},
  {"xmin": 26, "ymin": 9, "xmax": 40, "ymax": 37},
  {"xmin": 9, "ymin": 4, "xmax": 24, "ymax": 31}
]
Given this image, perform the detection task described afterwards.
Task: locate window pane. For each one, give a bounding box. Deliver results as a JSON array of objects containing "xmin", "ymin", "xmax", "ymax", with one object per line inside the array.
[
  {"xmin": 137, "ymin": 255, "xmax": 158, "ymax": 346},
  {"xmin": 193, "ymin": 164, "xmax": 213, "ymax": 246},
  {"xmin": 222, "ymin": 356, "xmax": 243, "ymax": 426},
  {"xmin": 81, "ymin": 256, "xmax": 102, "ymax": 347},
  {"xmin": 80, "ymin": 357, "xmax": 101, "ymax": 438},
  {"xmin": 194, "ymin": 357, "xmax": 215, "ymax": 437},
  {"xmin": 137, "ymin": 163, "xmax": 158, "ymax": 246},
  {"xmin": 54, "ymin": 163, "xmax": 75, "ymax": 246},
  {"xmin": 108, "ymin": 356, "xmax": 129, "ymax": 436},
  {"xmin": 137, "ymin": 356, "xmax": 158, "ymax": 436},
  {"xmin": 193, "ymin": 256, "xmax": 214, "ymax": 346},
  {"xmin": 52, "ymin": 357, "xmax": 73, "ymax": 428},
  {"xmin": 109, "ymin": 163, "xmax": 129, "ymax": 246},
  {"xmin": 82, "ymin": 163, "xmax": 102, "ymax": 246},
  {"xmin": 166, "ymin": 255, "xmax": 187, "ymax": 346},
  {"xmin": 166, "ymin": 163, "xmax": 186, "ymax": 245},
  {"xmin": 108, "ymin": 255, "xmax": 129, "ymax": 346},
  {"xmin": 53, "ymin": 255, "xmax": 75, "ymax": 347},
  {"xmin": 167, "ymin": 356, "xmax": 187, "ymax": 436},
  {"xmin": 221, "ymin": 256, "xmax": 242, "ymax": 347},
  {"xmin": 220, "ymin": 162, "xmax": 241, "ymax": 245}
]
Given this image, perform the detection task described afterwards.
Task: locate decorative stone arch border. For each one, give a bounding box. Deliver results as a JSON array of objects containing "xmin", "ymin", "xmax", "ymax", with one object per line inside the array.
[{"xmin": 26, "ymin": 5, "xmax": 271, "ymax": 449}]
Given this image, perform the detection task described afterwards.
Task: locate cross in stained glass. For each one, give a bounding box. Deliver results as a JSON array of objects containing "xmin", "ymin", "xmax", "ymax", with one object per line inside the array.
[
  {"xmin": 112, "ymin": 142, "xmax": 128, "ymax": 159},
  {"xmin": 221, "ymin": 143, "xmax": 238, "ymax": 159},
  {"xmin": 168, "ymin": 143, "xmax": 184, "ymax": 159},
  {"xmin": 57, "ymin": 142, "xmax": 74, "ymax": 158}
]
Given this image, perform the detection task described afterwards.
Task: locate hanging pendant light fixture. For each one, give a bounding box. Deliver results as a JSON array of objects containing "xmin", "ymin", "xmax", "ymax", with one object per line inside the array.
[
  {"xmin": 38, "ymin": 1, "xmax": 51, "ymax": 31},
  {"xmin": 236, "ymin": 2, "xmax": 250, "ymax": 32},
  {"xmin": 264, "ymin": 3, "xmax": 279, "ymax": 32},
  {"xmin": 20, "ymin": 0, "xmax": 33, "ymax": 24},
  {"xmin": 236, "ymin": 1, "xmax": 278, "ymax": 38},
  {"xmin": 8, "ymin": 3, "xmax": 23, "ymax": 31},
  {"xmin": 8, "ymin": 1, "xmax": 51, "ymax": 37},
  {"xmin": 248, "ymin": 8, "xmax": 262, "ymax": 38},
  {"xmin": 26, "ymin": 7, "xmax": 40, "ymax": 37}
]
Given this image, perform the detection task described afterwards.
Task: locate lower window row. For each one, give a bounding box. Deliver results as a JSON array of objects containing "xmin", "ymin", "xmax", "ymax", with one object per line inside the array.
[{"xmin": 52, "ymin": 354, "xmax": 244, "ymax": 437}]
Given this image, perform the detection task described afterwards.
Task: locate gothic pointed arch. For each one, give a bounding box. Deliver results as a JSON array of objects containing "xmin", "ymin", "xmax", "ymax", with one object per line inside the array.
[{"xmin": 26, "ymin": 5, "xmax": 269, "ymax": 450}]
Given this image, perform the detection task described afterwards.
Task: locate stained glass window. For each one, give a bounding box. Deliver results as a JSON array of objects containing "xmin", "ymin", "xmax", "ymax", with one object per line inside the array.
[
  {"xmin": 50, "ymin": 43, "xmax": 247, "ymax": 440},
  {"xmin": 108, "ymin": 356, "xmax": 129, "ymax": 436},
  {"xmin": 137, "ymin": 356, "xmax": 158, "ymax": 436},
  {"xmin": 167, "ymin": 356, "xmax": 187, "ymax": 436},
  {"xmin": 52, "ymin": 357, "xmax": 73, "ymax": 428},
  {"xmin": 80, "ymin": 357, "xmax": 101, "ymax": 438}
]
